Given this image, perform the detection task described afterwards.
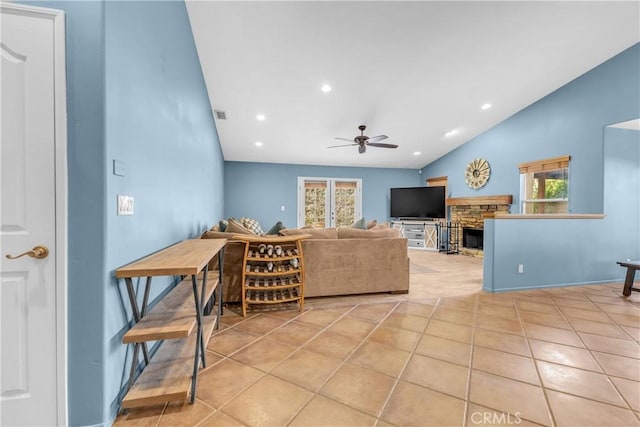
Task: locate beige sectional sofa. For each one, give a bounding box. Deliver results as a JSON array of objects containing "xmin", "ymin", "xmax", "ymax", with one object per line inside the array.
[{"xmin": 202, "ymin": 226, "xmax": 410, "ymax": 302}]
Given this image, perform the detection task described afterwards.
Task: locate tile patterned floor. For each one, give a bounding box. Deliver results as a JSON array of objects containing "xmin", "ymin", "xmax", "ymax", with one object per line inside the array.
[{"xmin": 115, "ymin": 251, "xmax": 640, "ymax": 427}]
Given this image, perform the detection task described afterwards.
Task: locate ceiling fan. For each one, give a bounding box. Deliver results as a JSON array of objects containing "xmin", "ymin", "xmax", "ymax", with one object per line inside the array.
[{"xmin": 329, "ymin": 125, "xmax": 398, "ymax": 154}]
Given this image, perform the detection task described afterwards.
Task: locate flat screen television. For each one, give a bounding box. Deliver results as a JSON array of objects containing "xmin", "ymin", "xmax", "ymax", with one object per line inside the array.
[{"xmin": 390, "ymin": 186, "xmax": 446, "ymax": 219}]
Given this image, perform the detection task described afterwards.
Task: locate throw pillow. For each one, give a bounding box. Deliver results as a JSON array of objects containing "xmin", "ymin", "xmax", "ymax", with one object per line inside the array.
[
  {"xmin": 240, "ymin": 217, "xmax": 264, "ymax": 235},
  {"xmin": 227, "ymin": 218, "xmax": 253, "ymax": 234},
  {"xmin": 265, "ymin": 221, "xmax": 286, "ymax": 235},
  {"xmin": 366, "ymin": 219, "xmax": 377, "ymax": 229},
  {"xmin": 337, "ymin": 228, "xmax": 401, "ymax": 239},
  {"xmin": 351, "ymin": 217, "xmax": 367, "ymax": 229},
  {"xmin": 219, "ymin": 219, "xmax": 228, "ymax": 232}
]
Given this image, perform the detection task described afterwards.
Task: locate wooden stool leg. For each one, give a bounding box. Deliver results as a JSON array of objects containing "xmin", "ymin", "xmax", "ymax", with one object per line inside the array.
[{"xmin": 623, "ymin": 268, "xmax": 636, "ymax": 297}]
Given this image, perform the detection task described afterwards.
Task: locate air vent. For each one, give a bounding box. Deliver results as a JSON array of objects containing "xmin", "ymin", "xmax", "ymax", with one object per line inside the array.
[{"xmin": 214, "ymin": 110, "xmax": 227, "ymax": 120}]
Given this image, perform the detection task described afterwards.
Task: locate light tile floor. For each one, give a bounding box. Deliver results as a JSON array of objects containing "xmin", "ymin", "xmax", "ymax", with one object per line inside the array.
[{"xmin": 115, "ymin": 251, "xmax": 640, "ymax": 427}]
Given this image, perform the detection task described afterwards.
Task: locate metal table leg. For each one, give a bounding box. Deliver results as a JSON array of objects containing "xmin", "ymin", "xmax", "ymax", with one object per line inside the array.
[
  {"xmin": 190, "ymin": 274, "xmax": 204, "ymax": 404},
  {"xmin": 218, "ymin": 250, "xmax": 224, "ymax": 321},
  {"xmin": 124, "ymin": 277, "xmax": 151, "ymax": 364}
]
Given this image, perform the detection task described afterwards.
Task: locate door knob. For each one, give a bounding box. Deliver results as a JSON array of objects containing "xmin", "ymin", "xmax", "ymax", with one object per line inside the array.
[{"xmin": 5, "ymin": 245, "xmax": 49, "ymax": 260}]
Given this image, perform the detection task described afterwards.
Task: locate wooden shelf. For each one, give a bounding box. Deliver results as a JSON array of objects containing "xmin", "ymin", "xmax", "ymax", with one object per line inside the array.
[
  {"xmin": 246, "ymin": 288, "xmax": 301, "ymax": 304},
  {"xmin": 492, "ymin": 213, "xmax": 605, "ymax": 220},
  {"xmin": 116, "ymin": 238, "xmax": 226, "ymax": 409},
  {"xmin": 123, "ymin": 313, "xmax": 196, "ymax": 344},
  {"xmin": 123, "ymin": 276, "xmax": 219, "ymax": 344},
  {"xmin": 232, "ymin": 234, "xmax": 311, "ymax": 244},
  {"xmin": 237, "ymin": 234, "xmax": 307, "ymax": 317},
  {"xmin": 245, "ymin": 276, "xmax": 302, "ymax": 290},
  {"xmin": 121, "ymin": 315, "xmax": 217, "ymax": 409},
  {"xmin": 446, "ymin": 195, "xmax": 513, "ymax": 206},
  {"xmin": 247, "ymin": 248, "xmax": 300, "ymax": 260},
  {"xmin": 156, "ymin": 275, "xmax": 219, "ymax": 312},
  {"xmin": 116, "ymin": 239, "xmax": 226, "ymax": 278},
  {"xmin": 244, "ymin": 265, "xmax": 301, "ymax": 275}
]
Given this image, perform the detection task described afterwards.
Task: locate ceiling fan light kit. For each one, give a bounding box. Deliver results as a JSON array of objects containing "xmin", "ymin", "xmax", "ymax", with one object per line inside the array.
[{"xmin": 329, "ymin": 125, "xmax": 399, "ymax": 154}]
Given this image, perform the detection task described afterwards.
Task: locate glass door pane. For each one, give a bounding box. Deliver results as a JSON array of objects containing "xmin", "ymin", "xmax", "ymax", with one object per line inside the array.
[
  {"xmin": 333, "ymin": 180, "xmax": 358, "ymax": 227},
  {"xmin": 303, "ymin": 180, "xmax": 329, "ymax": 227},
  {"xmin": 298, "ymin": 177, "xmax": 362, "ymax": 228}
]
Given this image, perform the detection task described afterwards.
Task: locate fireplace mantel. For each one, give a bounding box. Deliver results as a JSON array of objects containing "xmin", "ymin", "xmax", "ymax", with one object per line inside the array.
[{"xmin": 446, "ymin": 195, "xmax": 513, "ymax": 206}]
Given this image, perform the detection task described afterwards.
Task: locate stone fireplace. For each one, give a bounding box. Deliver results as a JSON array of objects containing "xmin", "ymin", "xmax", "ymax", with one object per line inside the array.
[{"xmin": 446, "ymin": 195, "xmax": 513, "ymax": 256}]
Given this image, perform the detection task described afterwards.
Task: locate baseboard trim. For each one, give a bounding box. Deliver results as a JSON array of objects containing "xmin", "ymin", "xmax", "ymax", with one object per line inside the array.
[{"xmin": 483, "ymin": 278, "xmax": 622, "ymax": 293}]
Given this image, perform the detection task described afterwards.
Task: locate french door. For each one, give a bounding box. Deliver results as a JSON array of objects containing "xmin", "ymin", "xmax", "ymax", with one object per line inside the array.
[{"xmin": 297, "ymin": 177, "xmax": 362, "ymax": 228}]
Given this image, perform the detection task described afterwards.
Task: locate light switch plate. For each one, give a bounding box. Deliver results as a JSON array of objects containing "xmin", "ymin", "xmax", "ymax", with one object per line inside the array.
[
  {"xmin": 113, "ymin": 159, "xmax": 126, "ymax": 177},
  {"xmin": 117, "ymin": 195, "xmax": 134, "ymax": 216}
]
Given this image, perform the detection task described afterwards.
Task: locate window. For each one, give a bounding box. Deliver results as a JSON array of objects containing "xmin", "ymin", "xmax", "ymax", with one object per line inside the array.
[
  {"xmin": 297, "ymin": 177, "xmax": 362, "ymax": 227},
  {"xmin": 519, "ymin": 156, "xmax": 570, "ymax": 214}
]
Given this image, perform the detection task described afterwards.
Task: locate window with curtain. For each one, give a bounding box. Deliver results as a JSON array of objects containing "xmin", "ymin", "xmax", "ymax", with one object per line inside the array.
[{"xmin": 519, "ymin": 155, "xmax": 570, "ymax": 214}]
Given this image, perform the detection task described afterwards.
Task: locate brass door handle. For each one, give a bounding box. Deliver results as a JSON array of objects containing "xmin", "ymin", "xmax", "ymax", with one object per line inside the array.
[{"xmin": 6, "ymin": 245, "xmax": 49, "ymax": 260}]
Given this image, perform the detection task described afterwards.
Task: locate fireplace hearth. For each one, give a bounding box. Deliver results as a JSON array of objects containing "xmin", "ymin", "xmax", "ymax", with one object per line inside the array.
[
  {"xmin": 446, "ymin": 194, "xmax": 512, "ymax": 256},
  {"xmin": 463, "ymin": 228, "xmax": 484, "ymax": 250}
]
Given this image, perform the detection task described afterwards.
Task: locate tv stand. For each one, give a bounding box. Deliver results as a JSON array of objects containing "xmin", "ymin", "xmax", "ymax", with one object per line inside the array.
[{"xmin": 391, "ymin": 219, "xmax": 442, "ymax": 251}]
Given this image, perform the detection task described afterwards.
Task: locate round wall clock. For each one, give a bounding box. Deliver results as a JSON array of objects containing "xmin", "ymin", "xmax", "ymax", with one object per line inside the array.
[{"xmin": 465, "ymin": 158, "xmax": 491, "ymax": 189}]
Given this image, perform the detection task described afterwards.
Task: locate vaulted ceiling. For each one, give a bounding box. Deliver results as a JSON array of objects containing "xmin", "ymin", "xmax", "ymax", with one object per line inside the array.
[{"xmin": 186, "ymin": 1, "xmax": 639, "ymax": 169}]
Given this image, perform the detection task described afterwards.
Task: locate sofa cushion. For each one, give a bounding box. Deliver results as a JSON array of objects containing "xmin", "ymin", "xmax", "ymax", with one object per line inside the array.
[
  {"xmin": 240, "ymin": 217, "xmax": 264, "ymax": 235},
  {"xmin": 280, "ymin": 227, "xmax": 338, "ymax": 239},
  {"xmin": 366, "ymin": 219, "xmax": 377, "ymax": 229},
  {"xmin": 265, "ymin": 221, "xmax": 286, "ymax": 235},
  {"xmin": 219, "ymin": 219, "xmax": 228, "ymax": 232},
  {"xmin": 227, "ymin": 218, "xmax": 254, "ymax": 234},
  {"xmin": 337, "ymin": 227, "xmax": 401, "ymax": 239}
]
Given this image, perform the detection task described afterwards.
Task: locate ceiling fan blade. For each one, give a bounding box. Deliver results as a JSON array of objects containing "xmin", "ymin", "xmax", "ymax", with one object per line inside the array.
[
  {"xmin": 328, "ymin": 143, "xmax": 358, "ymax": 148},
  {"xmin": 358, "ymin": 145, "xmax": 366, "ymax": 154},
  {"xmin": 367, "ymin": 135, "xmax": 388, "ymax": 143},
  {"xmin": 334, "ymin": 137, "xmax": 355, "ymax": 142},
  {"xmin": 367, "ymin": 142, "xmax": 398, "ymax": 149}
]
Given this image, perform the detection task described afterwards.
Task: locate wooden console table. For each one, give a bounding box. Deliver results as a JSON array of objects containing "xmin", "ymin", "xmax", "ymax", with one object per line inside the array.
[
  {"xmin": 116, "ymin": 238, "xmax": 226, "ymax": 408},
  {"xmin": 617, "ymin": 260, "xmax": 640, "ymax": 296}
]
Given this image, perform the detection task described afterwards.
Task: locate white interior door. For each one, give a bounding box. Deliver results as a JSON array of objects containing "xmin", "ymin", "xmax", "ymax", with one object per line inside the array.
[
  {"xmin": 1, "ymin": 4, "xmax": 66, "ymax": 426},
  {"xmin": 297, "ymin": 177, "xmax": 362, "ymax": 227}
]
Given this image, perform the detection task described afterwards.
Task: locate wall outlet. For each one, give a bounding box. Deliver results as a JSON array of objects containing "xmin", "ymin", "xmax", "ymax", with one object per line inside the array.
[
  {"xmin": 281, "ymin": 205, "xmax": 285, "ymax": 211},
  {"xmin": 517, "ymin": 264, "xmax": 524, "ymax": 274},
  {"xmin": 117, "ymin": 195, "xmax": 134, "ymax": 216}
]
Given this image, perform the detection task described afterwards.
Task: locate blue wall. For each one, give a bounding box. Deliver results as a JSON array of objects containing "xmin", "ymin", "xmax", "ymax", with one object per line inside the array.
[
  {"xmin": 104, "ymin": 1, "xmax": 223, "ymax": 424},
  {"xmin": 224, "ymin": 161, "xmax": 421, "ymax": 228},
  {"xmin": 603, "ymin": 127, "xmax": 640, "ymax": 259},
  {"xmin": 422, "ymin": 43, "xmax": 640, "ymax": 214},
  {"xmin": 425, "ymin": 44, "xmax": 640, "ymax": 291},
  {"xmin": 20, "ymin": 1, "xmax": 223, "ymax": 425}
]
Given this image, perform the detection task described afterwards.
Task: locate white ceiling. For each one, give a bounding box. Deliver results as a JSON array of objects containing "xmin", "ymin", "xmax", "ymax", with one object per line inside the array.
[
  {"xmin": 609, "ymin": 118, "xmax": 640, "ymax": 131},
  {"xmin": 186, "ymin": 1, "xmax": 640, "ymax": 169}
]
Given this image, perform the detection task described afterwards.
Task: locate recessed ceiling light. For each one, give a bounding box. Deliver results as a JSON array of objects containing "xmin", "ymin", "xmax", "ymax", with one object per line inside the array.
[
  {"xmin": 256, "ymin": 114, "xmax": 266, "ymax": 121},
  {"xmin": 255, "ymin": 141, "xmax": 263, "ymax": 147},
  {"xmin": 444, "ymin": 129, "xmax": 458, "ymax": 137},
  {"xmin": 413, "ymin": 151, "xmax": 421, "ymax": 156},
  {"xmin": 321, "ymin": 84, "xmax": 332, "ymax": 93},
  {"xmin": 481, "ymin": 103, "xmax": 492, "ymax": 110}
]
